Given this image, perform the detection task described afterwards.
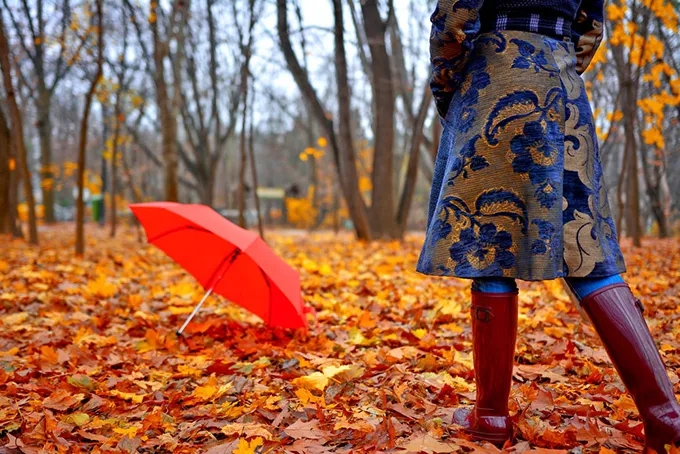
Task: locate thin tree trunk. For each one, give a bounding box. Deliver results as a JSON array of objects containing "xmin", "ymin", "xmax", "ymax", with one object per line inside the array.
[
  {"xmin": 0, "ymin": 107, "xmax": 9, "ymax": 234},
  {"xmin": 121, "ymin": 146, "xmax": 142, "ymax": 203},
  {"xmin": 237, "ymin": 75, "xmax": 249, "ymax": 229},
  {"xmin": 1, "ymin": 108, "xmax": 19, "ymax": 237},
  {"xmin": 331, "ymin": 0, "xmax": 372, "ymax": 240},
  {"xmin": 152, "ymin": 2, "xmax": 178, "ymax": 202},
  {"xmin": 75, "ymin": 0, "xmax": 104, "ymax": 256},
  {"xmin": 622, "ymin": 78, "xmax": 641, "ymax": 246},
  {"xmin": 396, "ymin": 88, "xmax": 431, "ymax": 236},
  {"xmin": 100, "ymin": 103, "xmax": 109, "ymax": 226},
  {"xmin": 639, "ymin": 138, "xmax": 669, "ymax": 238},
  {"xmin": 110, "ymin": 97, "xmax": 123, "ymax": 238},
  {"xmin": 37, "ymin": 90, "xmax": 55, "ymax": 223},
  {"xmin": 277, "ymin": 0, "xmax": 372, "ymax": 240},
  {"xmin": 615, "ymin": 143, "xmax": 628, "ymax": 238},
  {"xmin": 8, "ymin": 136, "xmax": 19, "ymax": 238},
  {"xmin": 0, "ymin": 11, "xmax": 38, "ymax": 244},
  {"xmin": 361, "ymin": 0, "xmax": 396, "ymax": 238},
  {"xmin": 169, "ymin": 1, "xmax": 186, "ymax": 201},
  {"xmin": 248, "ymin": 86, "xmax": 264, "ymax": 239}
]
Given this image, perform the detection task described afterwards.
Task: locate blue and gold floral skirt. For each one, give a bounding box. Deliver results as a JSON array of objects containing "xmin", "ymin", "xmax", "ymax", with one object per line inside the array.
[{"xmin": 417, "ymin": 30, "xmax": 626, "ymax": 281}]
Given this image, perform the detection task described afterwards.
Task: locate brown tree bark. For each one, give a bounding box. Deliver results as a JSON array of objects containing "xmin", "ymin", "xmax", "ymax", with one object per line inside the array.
[
  {"xmin": 2, "ymin": 0, "xmax": 84, "ymax": 223},
  {"xmin": 110, "ymin": 98, "xmax": 123, "ymax": 238},
  {"xmin": 277, "ymin": 0, "xmax": 372, "ymax": 240},
  {"xmin": 36, "ymin": 89, "xmax": 55, "ymax": 223},
  {"xmin": 361, "ymin": 0, "xmax": 396, "ymax": 238},
  {"xmin": 0, "ymin": 108, "xmax": 19, "ymax": 237},
  {"xmin": 610, "ymin": 10, "xmax": 646, "ymax": 247},
  {"xmin": 248, "ymin": 87, "xmax": 264, "ymax": 239},
  {"xmin": 0, "ymin": 10, "xmax": 38, "ymax": 244},
  {"xmin": 0, "ymin": 106, "xmax": 10, "ymax": 234},
  {"xmin": 331, "ymin": 0, "xmax": 373, "ymax": 240},
  {"xmin": 151, "ymin": 1, "xmax": 179, "ymax": 202},
  {"xmin": 75, "ymin": 0, "xmax": 104, "ymax": 256},
  {"xmin": 639, "ymin": 138, "xmax": 669, "ymax": 238},
  {"xmin": 396, "ymin": 88, "xmax": 432, "ymax": 236},
  {"xmin": 237, "ymin": 71, "xmax": 249, "ymax": 229}
]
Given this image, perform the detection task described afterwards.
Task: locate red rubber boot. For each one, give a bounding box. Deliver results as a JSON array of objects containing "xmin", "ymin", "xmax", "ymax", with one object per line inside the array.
[
  {"xmin": 580, "ymin": 283, "xmax": 680, "ymax": 453},
  {"xmin": 453, "ymin": 290, "xmax": 518, "ymax": 445}
]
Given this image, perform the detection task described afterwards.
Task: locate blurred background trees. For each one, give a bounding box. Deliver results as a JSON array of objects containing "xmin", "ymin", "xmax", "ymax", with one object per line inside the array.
[{"xmin": 0, "ymin": 0, "xmax": 678, "ymax": 248}]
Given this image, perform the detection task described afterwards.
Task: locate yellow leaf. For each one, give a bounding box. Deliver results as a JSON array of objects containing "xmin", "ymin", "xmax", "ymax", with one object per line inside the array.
[
  {"xmin": 317, "ymin": 137, "xmax": 328, "ymax": 147},
  {"xmin": 321, "ymin": 364, "xmax": 351, "ymax": 379},
  {"xmin": 193, "ymin": 385, "xmax": 218, "ymax": 400},
  {"xmin": 358, "ymin": 176, "xmax": 372, "ymax": 192},
  {"xmin": 113, "ymin": 426, "xmax": 139, "ymax": 437},
  {"xmin": 168, "ymin": 306, "xmax": 194, "ymax": 315},
  {"xmin": 62, "ymin": 412, "xmax": 90, "ymax": 426},
  {"xmin": 87, "ymin": 275, "xmax": 118, "ymax": 298},
  {"xmin": 295, "ymin": 387, "xmax": 319, "ymax": 405},
  {"xmin": 292, "ymin": 372, "xmax": 328, "ymax": 392},
  {"xmin": 109, "ymin": 390, "xmax": 144, "ymax": 403},
  {"xmin": 606, "ymin": 2, "xmax": 626, "ymax": 21},
  {"xmin": 2, "ymin": 312, "xmax": 29, "ymax": 325},
  {"xmin": 0, "ymin": 347, "xmax": 20, "ymax": 357},
  {"xmin": 8, "ymin": 159, "xmax": 15, "ymax": 171},
  {"xmin": 192, "ymin": 375, "xmax": 231, "ymax": 401},
  {"xmin": 233, "ymin": 437, "xmax": 264, "ymax": 454}
]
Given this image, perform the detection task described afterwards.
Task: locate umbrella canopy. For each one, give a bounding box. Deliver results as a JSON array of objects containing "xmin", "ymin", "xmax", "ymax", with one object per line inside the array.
[{"xmin": 129, "ymin": 202, "xmax": 307, "ymax": 329}]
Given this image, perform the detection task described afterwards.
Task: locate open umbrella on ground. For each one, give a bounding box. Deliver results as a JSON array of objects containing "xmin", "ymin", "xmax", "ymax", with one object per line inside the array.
[{"xmin": 129, "ymin": 201, "xmax": 308, "ymax": 333}]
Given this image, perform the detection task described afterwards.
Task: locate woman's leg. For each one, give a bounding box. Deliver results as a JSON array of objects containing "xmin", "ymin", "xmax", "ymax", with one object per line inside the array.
[
  {"xmin": 565, "ymin": 275, "xmax": 680, "ymax": 453},
  {"xmin": 454, "ymin": 277, "xmax": 518, "ymax": 444}
]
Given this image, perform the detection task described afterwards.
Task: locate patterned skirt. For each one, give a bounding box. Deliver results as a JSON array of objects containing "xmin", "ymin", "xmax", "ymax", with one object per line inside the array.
[{"xmin": 417, "ymin": 30, "xmax": 626, "ymax": 281}]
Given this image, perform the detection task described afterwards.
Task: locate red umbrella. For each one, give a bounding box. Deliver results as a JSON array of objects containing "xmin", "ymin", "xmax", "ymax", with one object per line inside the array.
[{"xmin": 129, "ymin": 201, "xmax": 308, "ymax": 332}]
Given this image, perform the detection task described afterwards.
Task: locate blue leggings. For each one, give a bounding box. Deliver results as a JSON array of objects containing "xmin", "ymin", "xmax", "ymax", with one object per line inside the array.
[{"xmin": 471, "ymin": 274, "xmax": 625, "ymax": 301}]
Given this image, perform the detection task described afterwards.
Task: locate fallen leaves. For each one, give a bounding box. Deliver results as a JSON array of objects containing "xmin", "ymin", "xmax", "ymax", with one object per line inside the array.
[{"xmin": 0, "ymin": 229, "xmax": 678, "ymax": 453}]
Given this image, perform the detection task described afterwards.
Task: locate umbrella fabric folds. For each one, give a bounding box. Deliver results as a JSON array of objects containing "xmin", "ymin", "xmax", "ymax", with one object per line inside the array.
[{"xmin": 129, "ymin": 202, "xmax": 307, "ymax": 332}]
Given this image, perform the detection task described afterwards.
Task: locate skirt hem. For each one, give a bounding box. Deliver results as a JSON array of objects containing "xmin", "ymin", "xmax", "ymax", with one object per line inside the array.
[{"xmin": 414, "ymin": 266, "xmax": 627, "ymax": 282}]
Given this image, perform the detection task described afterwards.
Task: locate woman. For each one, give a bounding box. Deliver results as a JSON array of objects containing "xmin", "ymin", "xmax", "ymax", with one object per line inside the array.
[{"xmin": 417, "ymin": 0, "xmax": 680, "ymax": 451}]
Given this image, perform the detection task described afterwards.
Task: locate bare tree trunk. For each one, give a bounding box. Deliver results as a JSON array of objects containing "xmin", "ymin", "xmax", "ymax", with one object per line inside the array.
[
  {"xmin": 36, "ymin": 90, "xmax": 55, "ymax": 223},
  {"xmin": 121, "ymin": 147, "xmax": 142, "ymax": 203},
  {"xmin": 639, "ymin": 141, "xmax": 669, "ymax": 238},
  {"xmin": 7, "ymin": 136, "xmax": 19, "ymax": 238},
  {"xmin": 621, "ymin": 83, "xmax": 642, "ymax": 246},
  {"xmin": 110, "ymin": 97, "xmax": 123, "ymax": 238},
  {"xmin": 75, "ymin": 0, "xmax": 104, "ymax": 256},
  {"xmin": 100, "ymin": 103, "xmax": 109, "ymax": 226},
  {"xmin": 0, "ymin": 11, "xmax": 38, "ymax": 244},
  {"xmin": 615, "ymin": 143, "xmax": 628, "ymax": 238},
  {"xmin": 248, "ymin": 87, "xmax": 264, "ymax": 239},
  {"xmin": 331, "ymin": 0, "xmax": 372, "ymax": 240},
  {"xmin": 0, "ymin": 107, "xmax": 9, "ymax": 234},
  {"xmin": 277, "ymin": 0, "xmax": 372, "ymax": 240},
  {"xmin": 396, "ymin": 88, "xmax": 431, "ymax": 236},
  {"xmin": 1, "ymin": 108, "xmax": 19, "ymax": 237},
  {"xmin": 238, "ymin": 73, "xmax": 249, "ymax": 228},
  {"xmin": 361, "ymin": 0, "xmax": 396, "ymax": 238},
  {"xmin": 152, "ymin": 2, "xmax": 179, "ymax": 202}
]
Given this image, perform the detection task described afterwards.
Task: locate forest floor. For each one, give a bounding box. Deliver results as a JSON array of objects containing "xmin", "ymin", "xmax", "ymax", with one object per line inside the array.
[{"xmin": 0, "ymin": 226, "xmax": 679, "ymax": 453}]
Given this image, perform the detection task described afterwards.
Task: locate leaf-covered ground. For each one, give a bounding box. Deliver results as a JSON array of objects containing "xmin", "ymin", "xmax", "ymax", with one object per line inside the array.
[{"xmin": 0, "ymin": 227, "xmax": 679, "ymax": 453}]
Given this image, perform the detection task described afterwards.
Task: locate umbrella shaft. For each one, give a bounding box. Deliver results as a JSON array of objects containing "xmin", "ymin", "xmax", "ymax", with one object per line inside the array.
[{"xmin": 177, "ymin": 287, "xmax": 214, "ymax": 335}]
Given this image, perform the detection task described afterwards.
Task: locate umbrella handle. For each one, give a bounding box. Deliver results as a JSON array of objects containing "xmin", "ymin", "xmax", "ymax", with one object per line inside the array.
[
  {"xmin": 177, "ymin": 287, "xmax": 214, "ymax": 336},
  {"xmin": 176, "ymin": 249, "xmax": 241, "ymax": 336}
]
